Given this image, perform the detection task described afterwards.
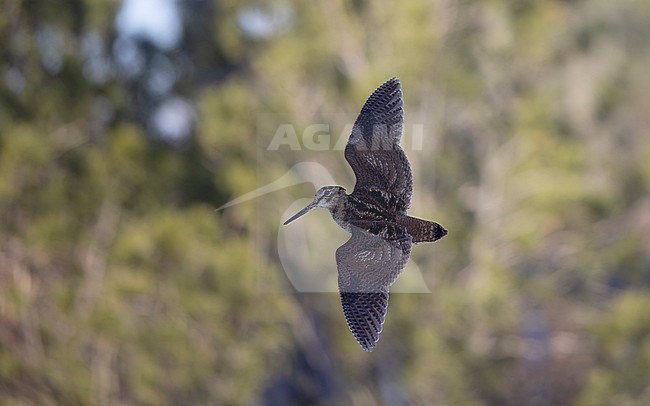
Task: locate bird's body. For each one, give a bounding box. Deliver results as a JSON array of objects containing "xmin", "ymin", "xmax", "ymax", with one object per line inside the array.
[
  {"xmin": 310, "ymin": 187, "xmax": 444, "ymax": 243},
  {"xmin": 284, "ymin": 77, "xmax": 447, "ymax": 351}
]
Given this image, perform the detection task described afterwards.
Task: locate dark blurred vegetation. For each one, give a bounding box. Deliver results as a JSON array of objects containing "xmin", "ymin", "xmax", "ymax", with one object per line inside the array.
[{"xmin": 2, "ymin": 0, "xmax": 650, "ymax": 404}]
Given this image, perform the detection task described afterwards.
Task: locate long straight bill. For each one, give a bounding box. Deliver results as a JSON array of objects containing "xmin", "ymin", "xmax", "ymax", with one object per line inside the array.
[{"xmin": 283, "ymin": 201, "xmax": 316, "ymax": 225}]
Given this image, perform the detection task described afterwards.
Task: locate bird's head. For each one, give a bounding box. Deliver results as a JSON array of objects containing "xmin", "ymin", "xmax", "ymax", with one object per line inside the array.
[{"xmin": 283, "ymin": 186, "xmax": 347, "ymax": 225}]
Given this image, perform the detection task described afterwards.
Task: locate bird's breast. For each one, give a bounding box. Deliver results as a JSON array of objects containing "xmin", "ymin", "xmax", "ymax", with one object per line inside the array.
[
  {"xmin": 346, "ymin": 195, "xmax": 395, "ymax": 223},
  {"xmin": 327, "ymin": 197, "xmax": 409, "ymax": 241}
]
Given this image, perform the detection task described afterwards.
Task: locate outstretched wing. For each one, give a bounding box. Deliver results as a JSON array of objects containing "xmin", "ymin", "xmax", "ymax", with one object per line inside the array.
[
  {"xmin": 345, "ymin": 77, "xmax": 413, "ymax": 214},
  {"xmin": 336, "ymin": 226, "xmax": 412, "ymax": 352}
]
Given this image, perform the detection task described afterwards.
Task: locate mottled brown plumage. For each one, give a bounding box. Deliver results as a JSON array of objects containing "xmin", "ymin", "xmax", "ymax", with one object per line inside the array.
[{"xmin": 284, "ymin": 77, "xmax": 447, "ymax": 351}]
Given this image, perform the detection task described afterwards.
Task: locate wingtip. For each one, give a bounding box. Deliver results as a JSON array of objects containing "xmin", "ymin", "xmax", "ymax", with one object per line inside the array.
[
  {"xmin": 361, "ymin": 344, "xmax": 375, "ymax": 352},
  {"xmin": 382, "ymin": 76, "xmax": 401, "ymax": 89},
  {"xmin": 369, "ymin": 77, "xmax": 401, "ymax": 94},
  {"xmin": 362, "ymin": 77, "xmax": 402, "ymax": 114},
  {"xmin": 340, "ymin": 290, "xmax": 388, "ymax": 352},
  {"xmin": 356, "ymin": 334, "xmax": 378, "ymax": 352}
]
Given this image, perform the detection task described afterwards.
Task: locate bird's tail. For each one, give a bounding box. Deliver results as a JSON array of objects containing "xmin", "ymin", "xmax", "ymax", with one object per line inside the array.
[{"xmin": 398, "ymin": 215, "xmax": 447, "ymax": 243}]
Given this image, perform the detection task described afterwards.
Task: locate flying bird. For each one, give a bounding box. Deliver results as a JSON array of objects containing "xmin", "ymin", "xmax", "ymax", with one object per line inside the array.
[{"xmin": 284, "ymin": 77, "xmax": 447, "ymax": 351}]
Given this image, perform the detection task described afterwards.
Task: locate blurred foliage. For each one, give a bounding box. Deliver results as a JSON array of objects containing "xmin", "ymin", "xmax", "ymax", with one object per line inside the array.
[{"xmin": 1, "ymin": 0, "xmax": 650, "ymax": 404}]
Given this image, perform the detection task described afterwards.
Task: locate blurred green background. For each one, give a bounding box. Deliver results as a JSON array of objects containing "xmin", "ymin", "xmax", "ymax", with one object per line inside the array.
[{"xmin": 2, "ymin": 0, "xmax": 650, "ymax": 404}]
